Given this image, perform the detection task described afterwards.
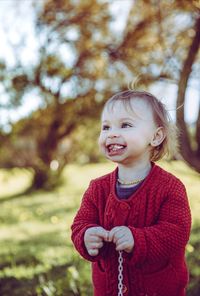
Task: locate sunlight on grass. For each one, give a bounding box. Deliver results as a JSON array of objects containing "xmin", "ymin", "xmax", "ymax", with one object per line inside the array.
[{"xmin": 0, "ymin": 168, "xmax": 32, "ymax": 198}]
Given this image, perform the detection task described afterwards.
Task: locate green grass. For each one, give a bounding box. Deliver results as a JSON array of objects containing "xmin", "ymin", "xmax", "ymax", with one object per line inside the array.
[{"xmin": 0, "ymin": 161, "xmax": 200, "ymax": 295}]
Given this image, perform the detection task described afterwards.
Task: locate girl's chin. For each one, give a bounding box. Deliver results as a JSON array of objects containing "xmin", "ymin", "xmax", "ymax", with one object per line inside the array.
[{"xmin": 106, "ymin": 152, "xmax": 126, "ymax": 161}]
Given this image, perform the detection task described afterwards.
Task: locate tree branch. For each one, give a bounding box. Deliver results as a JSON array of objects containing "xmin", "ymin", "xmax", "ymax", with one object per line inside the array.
[{"xmin": 176, "ymin": 14, "xmax": 200, "ymax": 168}]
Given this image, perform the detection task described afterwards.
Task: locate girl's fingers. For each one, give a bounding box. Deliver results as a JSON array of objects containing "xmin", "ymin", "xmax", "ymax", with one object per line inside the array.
[
  {"xmin": 90, "ymin": 241, "xmax": 104, "ymax": 249},
  {"xmin": 87, "ymin": 227, "xmax": 106, "ymax": 238},
  {"xmin": 108, "ymin": 227, "xmax": 120, "ymax": 242},
  {"xmin": 116, "ymin": 242, "xmax": 127, "ymax": 251},
  {"xmin": 103, "ymin": 230, "xmax": 110, "ymax": 242},
  {"xmin": 115, "ymin": 233, "xmax": 126, "ymax": 243},
  {"xmin": 115, "ymin": 237, "xmax": 126, "ymax": 246},
  {"xmin": 88, "ymin": 249, "xmax": 99, "ymax": 256},
  {"xmin": 89, "ymin": 235, "xmax": 103, "ymax": 242},
  {"xmin": 97, "ymin": 228, "xmax": 109, "ymax": 240},
  {"xmin": 116, "ymin": 244, "xmax": 122, "ymax": 251},
  {"xmin": 111, "ymin": 230, "xmax": 126, "ymax": 243}
]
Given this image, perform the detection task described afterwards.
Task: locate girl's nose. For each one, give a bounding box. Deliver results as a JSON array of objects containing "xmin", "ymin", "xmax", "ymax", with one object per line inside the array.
[
  {"xmin": 107, "ymin": 129, "xmax": 120, "ymax": 138},
  {"xmin": 108, "ymin": 134, "xmax": 118, "ymax": 138}
]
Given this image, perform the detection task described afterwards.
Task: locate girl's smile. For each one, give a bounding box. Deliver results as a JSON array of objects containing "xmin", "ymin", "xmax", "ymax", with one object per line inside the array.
[{"xmin": 106, "ymin": 143, "xmax": 127, "ymax": 156}]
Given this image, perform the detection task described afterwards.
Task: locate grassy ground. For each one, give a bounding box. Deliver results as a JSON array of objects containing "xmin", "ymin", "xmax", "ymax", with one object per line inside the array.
[{"xmin": 0, "ymin": 160, "xmax": 200, "ymax": 295}]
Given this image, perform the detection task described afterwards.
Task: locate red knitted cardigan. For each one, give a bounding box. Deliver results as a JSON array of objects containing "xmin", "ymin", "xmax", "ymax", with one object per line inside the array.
[{"xmin": 71, "ymin": 163, "xmax": 191, "ymax": 296}]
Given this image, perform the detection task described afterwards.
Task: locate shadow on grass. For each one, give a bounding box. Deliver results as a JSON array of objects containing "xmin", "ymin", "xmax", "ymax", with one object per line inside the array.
[
  {"xmin": 0, "ymin": 255, "xmax": 92, "ymax": 296},
  {"xmin": 0, "ymin": 186, "xmax": 43, "ymax": 204},
  {"xmin": 0, "ymin": 261, "xmax": 81, "ymax": 296},
  {"xmin": 0, "ymin": 226, "xmax": 93, "ymax": 296},
  {"xmin": 0, "ymin": 230, "xmax": 68, "ymax": 268},
  {"xmin": 0, "ymin": 177, "xmax": 71, "ymax": 204},
  {"xmin": 0, "ymin": 191, "xmax": 28, "ymax": 204}
]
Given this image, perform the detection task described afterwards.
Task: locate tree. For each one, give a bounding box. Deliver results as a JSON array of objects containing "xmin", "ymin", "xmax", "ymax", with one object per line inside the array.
[
  {"xmin": 0, "ymin": 0, "xmax": 114, "ymax": 189},
  {"xmin": 0, "ymin": 0, "xmax": 200, "ymax": 189}
]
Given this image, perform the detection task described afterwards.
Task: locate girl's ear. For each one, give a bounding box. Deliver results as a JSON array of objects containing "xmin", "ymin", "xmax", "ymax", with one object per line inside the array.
[{"xmin": 150, "ymin": 127, "xmax": 166, "ymax": 147}]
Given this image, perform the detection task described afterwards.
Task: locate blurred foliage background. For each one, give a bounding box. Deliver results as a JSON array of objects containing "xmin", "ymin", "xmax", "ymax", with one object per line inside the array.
[{"xmin": 0, "ymin": 0, "xmax": 200, "ymax": 295}]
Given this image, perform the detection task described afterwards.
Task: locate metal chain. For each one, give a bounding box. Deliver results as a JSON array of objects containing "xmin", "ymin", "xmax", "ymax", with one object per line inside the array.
[{"xmin": 118, "ymin": 250, "xmax": 123, "ymax": 296}]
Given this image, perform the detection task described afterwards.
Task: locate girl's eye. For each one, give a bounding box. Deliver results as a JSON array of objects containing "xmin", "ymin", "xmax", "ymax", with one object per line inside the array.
[
  {"xmin": 102, "ymin": 125, "xmax": 110, "ymax": 130},
  {"xmin": 121, "ymin": 123, "xmax": 132, "ymax": 128}
]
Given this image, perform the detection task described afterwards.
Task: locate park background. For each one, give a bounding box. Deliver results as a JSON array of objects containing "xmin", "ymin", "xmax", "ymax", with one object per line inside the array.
[{"xmin": 0, "ymin": 0, "xmax": 200, "ymax": 295}]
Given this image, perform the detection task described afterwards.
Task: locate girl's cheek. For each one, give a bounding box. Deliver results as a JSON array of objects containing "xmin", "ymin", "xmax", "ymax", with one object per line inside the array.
[
  {"xmin": 98, "ymin": 136, "xmax": 107, "ymax": 154},
  {"xmin": 98, "ymin": 135, "xmax": 102, "ymax": 147},
  {"xmin": 98, "ymin": 136, "xmax": 104, "ymax": 150},
  {"xmin": 98, "ymin": 132, "xmax": 105, "ymax": 143}
]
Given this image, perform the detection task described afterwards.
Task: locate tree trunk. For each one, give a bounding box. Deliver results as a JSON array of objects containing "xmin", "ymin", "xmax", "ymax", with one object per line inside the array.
[
  {"xmin": 31, "ymin": 166, "xmax": 62, "ymax": 190},
  {"xmin": 176, "ymin": 15, "xmax": 200, "ymax": 172},
  {"xmin": 195, "ymin": 103, "xmax": 200, "ymax": 158},
  {"xmin": 32, "ymin": 167, "xmax": 50, "ymax": 190}
]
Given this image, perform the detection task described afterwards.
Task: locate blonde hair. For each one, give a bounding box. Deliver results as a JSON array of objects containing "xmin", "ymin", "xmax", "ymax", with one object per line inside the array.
[{"xmin": 104, "ymin": 90, "xmax": 178, "ymax": 161}]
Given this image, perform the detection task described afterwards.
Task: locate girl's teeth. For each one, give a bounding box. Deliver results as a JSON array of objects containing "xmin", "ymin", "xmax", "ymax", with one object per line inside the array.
[{"xmin": 109, "ymin": 144, "xmax": 124, "ymax": 151}]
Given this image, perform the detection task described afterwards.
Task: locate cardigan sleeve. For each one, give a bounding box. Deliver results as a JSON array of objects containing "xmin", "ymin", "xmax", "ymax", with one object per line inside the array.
[
  {"xmin": 128, "ymin": 179, "xmax": 191, "ymax": 266},
  {"xmin": 71, "ymin": 180, "xmax": 107, "ymax": 262}
]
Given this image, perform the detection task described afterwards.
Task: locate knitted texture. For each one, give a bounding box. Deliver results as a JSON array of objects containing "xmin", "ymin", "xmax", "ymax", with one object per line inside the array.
[{"xmin": 71, "ymin": 163, "xmax": 191, "ymax": 296}]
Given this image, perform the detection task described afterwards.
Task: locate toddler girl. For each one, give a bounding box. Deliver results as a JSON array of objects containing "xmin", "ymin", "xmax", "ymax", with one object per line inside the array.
[{"xmin": 71, "ymin": 90, "xmax": 191, "ymax": 296}]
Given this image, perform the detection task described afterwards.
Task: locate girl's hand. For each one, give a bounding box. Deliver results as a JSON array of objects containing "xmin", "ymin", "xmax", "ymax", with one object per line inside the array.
[
  {"xmin": 108, "ymin": 226, "xmax": 134, "ymax": 253},
  {"xmin": 84, "ymin": 226, "xmax": 109, "ymax": 256}
]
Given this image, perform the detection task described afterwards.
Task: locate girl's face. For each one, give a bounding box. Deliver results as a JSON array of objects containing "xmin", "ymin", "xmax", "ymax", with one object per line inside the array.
[{"xmin": 98, "ymin": 99, "xmax": 159, "ymax": 166}]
